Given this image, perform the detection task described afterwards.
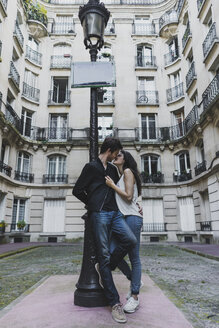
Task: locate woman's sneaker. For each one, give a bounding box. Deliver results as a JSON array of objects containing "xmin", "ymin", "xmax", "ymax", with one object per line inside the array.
[
  {"xmin": 112, "ymin": 303, "xmax": 127, "ymax": 323},
  {"xmin": 126, "ymin": 280, "xmax": 144, "ymax": 300},
  {"xmin": 123, "ymin": 297, "xmax": 139, "ymax": 313}
]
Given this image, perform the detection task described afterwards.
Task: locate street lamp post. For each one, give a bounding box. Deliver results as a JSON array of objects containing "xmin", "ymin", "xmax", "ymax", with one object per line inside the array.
[{"xmin": 74, "ymin": 0, "xmax": 110, "ymax": 307}]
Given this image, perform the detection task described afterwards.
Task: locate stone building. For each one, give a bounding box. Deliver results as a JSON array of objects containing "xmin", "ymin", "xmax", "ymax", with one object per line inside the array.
[{"xmin": 0, "ymin": 0, "xmax": 218, "ymax": 243}]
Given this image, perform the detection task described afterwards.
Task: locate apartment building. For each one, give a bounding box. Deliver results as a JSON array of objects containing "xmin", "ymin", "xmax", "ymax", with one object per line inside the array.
[{"xmin": 0, "ymin": 0, "xmax": 219, "ymax": 243}]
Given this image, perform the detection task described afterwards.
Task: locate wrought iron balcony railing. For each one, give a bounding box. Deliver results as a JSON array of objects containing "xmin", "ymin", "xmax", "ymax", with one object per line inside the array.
[
  {"xmin": 51, "ymin": 22, "xmax": 75, "ymax": 34},
  {"xmin": 169, "ymin": 123, "xmax": 185, "ymax": 140},
  {"xmin": 98, "ymin": 90, "xmax": 115, "ymax": 104},
  {"xmin": 8, "ymin": 61, "xmax": 20, "ymax": 89},
  {"xmin": 136, "ymin": 90, "xmax": 159, "ymax": 105},
  {"xmin": 186, "ymin": 61, "xmax": 196, "ymax": 90},
  {"xmin": 140, "ymin": 172, "xmax": 164, "ymax": 183},
  {"xmin": 166, "ymin": 82, "xmax": 184, "ymax": 103},
  {"xmin": 133, "ymin": 23, "xmax": 156, "ymax": 35},
  {"xmin": 184, "ymin": 105, "xmax": 199, "ymax": 133},
  {"xmin": 164, "ymin": 48, "xmax": 180, "ymax": 66},
  {"xmin": 50, "ymin": 55, "xmax": 72, "ymax": 68},
  {"xmin": 0, "ymin": 0, "xmax": 7, "ymax": 12},
  {"xmin": 142, "ymin": 223, "xmax": 167, "ymax": 232},
  {"xmin": 159, "ymin": 9, "xmax": 178, "ymax": 31},
  {"xmin": 135, "ymin": 55, "xmax": 157, "ymax": 68},
  {"xmin": 10, "ymin": 223, "xmax": 30, "ymax": 232},
  {"xmin": 14, "ymin": 171, "xmax": 34, "ymax": 183},
  {"xmin": 30, "ymin": 127, "xmax": 89, "ymax": 141},
  {"xmin": 202, "ymin": 23, "xmax": 218, "ymax": 59},
  {"xmin": 200, "ymin": 221, "xmax": 212, "ymax": 231},
  {"xmin": 0, "ymin": 160, "xmax": 12, "ymax": 177},
  {"xmin": 43, "ymin": 174, "xmax": 68, "ymax": 184},
  {"xmin": 48, "ymin": 90, "xmax": 71, "ymax": 105},
  {"xmin": 182, "ymin": 23, "xmax": 191, "ymax": 51},
  {"xmin": 5, "ymin": 103, "xmax": 22, "ymax": 132},
  {"xmin": 13, "ymin": 21, "xmax": 24, "ymax": 49},
  {"xmin": 197, "ymin": 0, "xmax": 205, "ymax": 12},
  {"xmin": 173, "ymin": 170, "xmax": 192, "ymax": 182},
  {"xmin": 194, "ymin": 161, "xmax": 207, "ymax": 176},
  {"xmin": 105, "ymin": 23, "xmax": 115, "ymax": 34},
  {"xmin": 26, "ymin": 45, "xmax": 42, "ymax": 66},
  {"xmin": 22, "ymin": 82, "xmax": 40, "ymax": 103},
  {"xmin": 176, "ymin": 0, "xmax": 185, "ymax": 16},
  {"xmin": 202, "ymin": 74, "xmax": 219, "ymax": 111}
]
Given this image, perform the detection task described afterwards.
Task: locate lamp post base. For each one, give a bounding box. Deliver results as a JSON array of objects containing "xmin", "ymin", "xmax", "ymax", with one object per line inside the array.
[{"xmin": 74, "ymin": 289, "xmax": 108, "ymax": 307}]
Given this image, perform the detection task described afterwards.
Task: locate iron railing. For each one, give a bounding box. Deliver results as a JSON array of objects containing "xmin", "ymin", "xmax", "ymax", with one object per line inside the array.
[
  {"xmin": 98, "ymin": 90, "xmax": 115, "ymax": 104},
  {"xmin": 182, "ymin": 23, "xmax": 191, "ymax": 50},
  {"xmin": 176, "ymin": 0, "xmax": 185, "ymax": 16},
  {"xmin": 49, "ymin": 0, "xmax": 167, "ymax": 5},
  {"xmin": 197, "ymin": 0, "xmax": 205, "ymax": 12},
  {"xmin": 135, "ymin": 55, "xmax": 156, "ymax": 68},
  {"xmin": 136, "ymin": 90, "xmax": 159, "ymax": 105},
  {"xmin": 51, "ymin": 21, "xmax": 75, "ymax": 34},
  {"xmin": 159, "ymin": 9, "xmax": 178, "ymax": 31},
  {"xmin": 166, "ymin": 82, "xmax": 184, "ymax": 103},
  {"xmin": 10, "ymin": 223, "xmax": 30, "ymax": 232},
  {"xmin": 14, "ymin": 171, "xmax": 34, "ymax": 183},
  {"xmin": 43, "ymin": 174, "xmax": 68, "ymax": 184},
  {"xmin": 13, "ymin": 21, "xmax": 24, "ymax": 49},
  {"xmin": 0, "ymin": 41, "xmax": 2, "ymax": 59},
  {"xmin": 184, "ymin": 105, "xmax": 199, "ymax": 133},
  {"xmin": 0, "ymin": 0, "xmax": 7, "ymax": 11},
  {"xmin": 169, "ymin": 123, "xmax": 185, "ymax": 140},
  {"xmin": 173, "ymin": 170, "xmax": 192, "ymax": 182},
  {"xmin": 48, "ymin": 90, "xmax": 71, "ymax": 105},
  {"xmin": 194, "ymin": 161, "xmax": 207, "ymax": 176},
  {"xmin": 5, "ymin": 103, "xmax": 22, "ymax": 132},
  {"xmin": 8, "ymin": 61, "xmax": 20, "ymax": 89},
  {"xmin": 140, "ymin": 172, "xmax": 164, "ymax": 183},
  {"xmin": 50, "ymin": 55, "xmax": 72, "ymax": 68},
  {"xmin": 105, "ymin": 23, "xmax": 115, "ymax": 34},
  {"xmin": 0, "ymin": 160, "xmax": 12, "ymax": 177},
  {"xmin": 133, "ymin": 23, "xmax": 156, "ymax": 35},
  {"xmin": 164, "ymin": 48, "xmax": 180, "ymax": 66},
  {"xmin": 203, "ymin": 23, "xmax": 218, "ymax": 59},
  {"xmin": 200, "ymin": 221, "xmax": 212, "ymax": 231},
  {"xmin": 202, "ymin": 74, "xmax": 219, "ymax": 111},
  {"xmin": 22, "ymin": 82, "xmax": 40, "ymax": 103},
  {"xmin": 186, "ymin": 61, "xmax": 196, "ymax": 90},
  {"xmin": 142, "ymin": 223, "xmax": 167, "ymax": 232},
  {"xmin": 26, "ymin": 45, "xmax": 42, "ymax": 66},
  {"xmin": 30, "ymin": 127, "xmax": 89, "ymax": 141}
]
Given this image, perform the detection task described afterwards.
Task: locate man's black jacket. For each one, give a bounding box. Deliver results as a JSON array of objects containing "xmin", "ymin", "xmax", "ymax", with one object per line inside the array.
[{"xmin": 72, "ymin": 158, "xmax": 119, "ymax": 212}]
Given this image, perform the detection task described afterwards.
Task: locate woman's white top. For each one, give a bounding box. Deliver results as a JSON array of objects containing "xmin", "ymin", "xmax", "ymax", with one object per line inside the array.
[{"xmin": 115, "ymin": 174, "xmax": 143, "ymax": 218}]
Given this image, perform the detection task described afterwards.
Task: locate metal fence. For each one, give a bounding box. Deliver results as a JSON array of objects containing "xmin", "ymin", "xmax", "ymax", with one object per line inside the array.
[
  {"xmin": 22, "ymin": 82, "xmax": 40, "ymax": 103},
  {"xmin": 203, "ymin": 22, "xmax": 217, "ymax": 58},
  {"xmin": 26, "ymin": 45, "xmax": 42, "ymax": 66}
]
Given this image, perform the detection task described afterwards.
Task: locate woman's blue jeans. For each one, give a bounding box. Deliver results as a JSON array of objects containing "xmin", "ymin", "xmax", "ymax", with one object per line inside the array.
[
  {"xmin": 110, "ymin": 215, "xmax": 143, "ymax": 295},
  {"xmin": 90, "ymin": 210, "xmax": 137, "ymax": 307}
]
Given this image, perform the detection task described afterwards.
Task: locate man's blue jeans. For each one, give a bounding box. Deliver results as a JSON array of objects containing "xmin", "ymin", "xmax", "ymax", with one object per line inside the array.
[{"xmin": 90, "ymin": 210, "xmax": 137, "ymax": 307}]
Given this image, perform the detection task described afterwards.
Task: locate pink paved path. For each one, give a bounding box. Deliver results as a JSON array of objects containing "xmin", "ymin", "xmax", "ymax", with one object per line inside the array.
[{"xmin": 0, "ymin": 275, "xmax": 193, "ymax": 328}]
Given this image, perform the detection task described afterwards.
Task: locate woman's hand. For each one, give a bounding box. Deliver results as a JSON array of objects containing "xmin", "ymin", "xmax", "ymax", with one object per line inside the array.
[{"xmin": 105, "ymin": 176, "xmax": 115, "ymax": 188}]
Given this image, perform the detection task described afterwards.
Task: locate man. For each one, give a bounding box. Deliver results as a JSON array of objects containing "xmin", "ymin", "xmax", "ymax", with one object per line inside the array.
[{"xmin": 73, "ymin": 137, "xmax": 137, "ymax": 323}]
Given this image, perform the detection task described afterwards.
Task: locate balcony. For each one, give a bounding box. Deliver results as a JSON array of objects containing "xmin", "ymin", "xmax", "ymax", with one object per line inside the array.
[
  {"xmin": 132, "ymin": 23, "xmax": 156, "ymax": 35},
  {"xmin": 169, "ymin": 123, "xmax": 185, "ymax": 140},
  {"xmin": 51, "ymin": 22, "xmax": 75, "ymax": 34},
  {"xmin": 166, "ymin": 82, "xmax": 184, "ymax": 103},
  {"xmin": 140, "ymin": 172, "xmax": 164, "ymax": 183},
  {"xmin": 0, "ymin": 160, "xmax": 12, "ymax": 177},
  {"xmin": 136, "ymin": 90, "xmax": 159, "ymax": 105},
  {"xmin": 184, "ymin": 105, "xmax": 199, "ymax": 133},
  {"xmin": 48, "ymin": 90, "xmax": 71, "ymax": 105},
  {"xmin": 14, "ymin": 171, "xmax": 34, "ymax": 183},
  {"xmin": 176, "ymin": 0, "xmax": 185, "ymax": 17},
  {"xmin": 197, "ymin": 0, "xmax": 207, "ymax": 15},
  {"xmin": 135, "ymin": 55, "xmax": 157, "ymax": 69},
  {"xmin": 186, "ymin": 61, "xmax": 197, "ymax": 91},
  {"xmin": 173, "ymin": 170, "xmax": 192, "ymax": 182},
  {"xmin": 50, "ymin": 55, "xmax": 72, "ymax": 69},
  {"xmin": 200, "ymin": 221, "xmax": 212, "ymax": 231},
  {"xmin": 13, "ymin": 21, "xmax": 24, "ymax": 51},
  {"xmin": 8, "ymin": 61, "xmax": 20, "ymax": 91},
  {"xmin": 137, "ymin": 127, "xmax": 159, "ymax": 142},
  {"xmin": 5, "ymin": 103, "xmax": 22, "ymax": 132},
  {"xmin": 182, "ymin": 23, "xmax": 192, "ymax": 52},
  {"xmin": 0, "ymin": 0, "xmax": 7, "ymax": 17},
  {"xmin": 159, "ymin": 9, "xmax": 178, "ymax": 37},
  {"xmin": 202, "ymin": 74, "xmax": 219, "ymax": 111},
  {"xmin": 98, "ymin": 127, "xmax": 113, "ymax": 141},
  {"xmin": 22, "ymin": 82, "xmax": 40, "ymax": 103},
  {"xmin": 23, "ymin": 0, "xmax": 48, "ymax": 37},
  {"xmin": 43, "ymin": 174, "xmax": 68, "ymax": 184},
  {"xmin": 202, "ymin": 23, "xmax": 219, "ymax": 61},
  {"xmin": 98, "ymin": 90, "xmax": 115, "ymax": 105},
  {"xmin": 49, "ymin": 0, "xmax": 167, "ymax": 4},
  {"xmin": 10, "ymin": 223, "xmax": 30, "ymax": 232},
  {"xmin": 194, "ymin": 161, "xmax": 207, "ymax": 176},
  {"xmin": 26, "ymin": 45, "xmax": 42, "ymax": 66},
  {"xmin": 105, "ymin": 23, "xmax": 115, "ymax": 35},
  {"xmin": 164, "ymin": 48, "xmax": 180, "ymax": 67},
  {"xmin": 142, "ymin": 223, "xmax": 167, "ymax": 232}
]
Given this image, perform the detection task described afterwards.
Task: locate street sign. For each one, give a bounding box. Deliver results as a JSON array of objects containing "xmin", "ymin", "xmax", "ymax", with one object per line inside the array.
[{"xmin": 71, "ymin": 61, "xmax": 116, "ymax": 88}]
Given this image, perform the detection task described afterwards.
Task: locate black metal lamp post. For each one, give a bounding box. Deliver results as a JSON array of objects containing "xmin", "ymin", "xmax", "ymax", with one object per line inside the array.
[{"xmin": 74, "ymin": 0, "xmax": 110, "ymax": 307}]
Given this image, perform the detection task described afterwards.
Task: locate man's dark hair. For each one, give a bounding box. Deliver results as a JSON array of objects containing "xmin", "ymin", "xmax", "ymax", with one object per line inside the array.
[{"xmin": 100, "ymin": 137, "xmax": 122, "ymax": 154}]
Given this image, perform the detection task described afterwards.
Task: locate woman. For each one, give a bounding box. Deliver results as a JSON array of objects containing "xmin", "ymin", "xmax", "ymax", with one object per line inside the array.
[{"xmin": 105, "ymin": 150, "xmax": 143, "ymax": 313}]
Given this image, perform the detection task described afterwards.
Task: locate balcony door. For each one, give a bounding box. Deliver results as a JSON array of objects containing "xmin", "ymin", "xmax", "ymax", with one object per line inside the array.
[
  {"xmin": 168, "ymin": 37, "xmax": 178, "ymax": 58},
  {"xmin": 21, "ymin": 109, "xmax": 32, "ymax": 137},
  {"xmin": 175, "ymin": 152, "xmax": 190, "ymax": 174},
  {"xmin": 52, "ymin": 78, "xmax": 68, "ymax": 103},
  {"xmin": 140, "ymin": 114, "xmax": 156, "ymax": 140},
  {"xmin": 43, "ymin": 199, "xmax": 65, "ymax": 233},
  {"xmin": 179, "ymin": 197, "xmax": 196, "ymax": 231},
  {"xmin": 12, "ymin": 198, "xmax": 26, "ymax": 229},
  {"xmin": 142, "ymin": 198, "xmax": 164, "ymax": 228},
  {"xmin": 141, "ymin": 154, "xmax": 161, "ymax": 175},
  {"xmin": 138, "ymin": 77, "xmax": 155, "ymax": 92},
  {"xmin": 172, "ymin": 110, "xmax": 184, "ymax": 137},
  {"xmin": 24, "ymin": 69, "xmax": 37, "ymax": 89},
  {"xmin": 98, "ymin": 115, "xmax": 113, "ymax": 140},
  {"xmin": 47, "ymin": 155, "xmax": 66, "ymax": 181},
  {"xmin": 17, "ymin": 152, "xmax": 30, "ymax": 174},
  {"xmin": 49, "ymin": 114, "xmax": 68, "ymax": 140},
  {"xmin": 137, "ymin": 45, "xmax": 153, "ymax": 66}
]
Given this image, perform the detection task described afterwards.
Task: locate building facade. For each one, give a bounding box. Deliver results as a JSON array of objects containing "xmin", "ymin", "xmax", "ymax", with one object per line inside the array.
[{"xmin": 0, "ymin": 0, "xmax": 219, "ymax": 244}]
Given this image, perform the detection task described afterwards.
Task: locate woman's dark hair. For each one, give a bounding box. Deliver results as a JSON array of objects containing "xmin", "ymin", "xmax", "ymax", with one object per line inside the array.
[
  {"xmin": 121, "ymin": 150, "xmax": 142, "ymax": 196},
  {"xmin": 100, "ymin": 137, "xmax": 122, "ymax": 154}
]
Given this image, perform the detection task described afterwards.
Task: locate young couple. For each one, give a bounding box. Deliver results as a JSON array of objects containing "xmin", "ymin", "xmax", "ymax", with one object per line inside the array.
[{"xmin": 73, "ymin": 137, "xmax": 143, "ymax": 324}]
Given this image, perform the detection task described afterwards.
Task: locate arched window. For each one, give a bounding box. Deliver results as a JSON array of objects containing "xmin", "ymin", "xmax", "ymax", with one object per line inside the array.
[
  {"xmin": 46, "ymin": 155, "xmax": 67, "ymax": 183},
  {"xmin": 136, "ymin": 44, "xmax": 154, "ymax": 67},
  {"xmin": 175, "ymin": 151, "xmax": 190, "ymax": 174},
  {"xmin": 51, "ymin": 44, "xmax": 72, "ymax": 68},
  {"xmin": 141, "ymin": 154, "xmax": 161, "ymax": 175},
  {"xmin": 15, "ymin": 151, "xmax": 34, "ymax": 183}
]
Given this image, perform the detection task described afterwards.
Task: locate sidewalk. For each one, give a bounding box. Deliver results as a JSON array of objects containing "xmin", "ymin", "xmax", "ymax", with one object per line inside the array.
[
  {"xmin": 170, "ymin": 242, "xmax": 219, "ymax": 260},
  {"xmin": 0, "ymin": 274, "xmax": 193, "ymax": 328}
]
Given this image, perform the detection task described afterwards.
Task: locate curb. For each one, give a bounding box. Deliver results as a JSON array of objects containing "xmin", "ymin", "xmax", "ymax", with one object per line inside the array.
[
  {"xmin": 172, "ymin": 245, "xmax": 219, "ymax": 262},
  {"xmin": 0, "ymin": 246, "xmax": 44, "ymax": 259}
]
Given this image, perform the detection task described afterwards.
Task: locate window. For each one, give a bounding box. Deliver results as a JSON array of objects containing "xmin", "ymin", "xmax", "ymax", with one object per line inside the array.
[
  {"xmin": 140, "ymin": 114, "xmax": 157, "ymax": 140},
  {"xmin": 175, "ymin": 151, "xmax": 190, "ymax": 173},
  {"xmin": 24, "ymin": 69, "xmax": 38, "ymax": 88},
  {"xmin": 49, "ymin": 114, "xmax": 68, "ymax": 140},
  {"xmin": 48, "ymin": 155, "xmax": 66, "ymax": 180},
  {"xmin": 138, "ymin": 77, "xmax": 155, "ymax": 91},
  {"xmin": 28, "ymin": 36, "xmax": 39, "ymax": 52},
  {"xmin": 179, "ymin": 197, "xmax": 196, "ymax": 231},
  {"xmin": 196, "ymin": 140, "xmax": 205, "ymax": 163},
  {"xmin": 201, "ymin": 190, "xmax": 211, "ymax": 222},
  {"xmin": 21, "ymin": 109, "xmax": 33, "ymax": 137},
  {"xmin": 12, "ymin": 198, "xmax": 26, "ymax": 228},
  {"xmin": 141, "ymin": 154, "xmax": 161, "ymax": 175},
  {"xmin": 137, "ymin": 45, "xmax": 153, "ymax": 66},
  {"xmin": 98, "ymin": 115, "xmax": 113, "ymax": 140},
  {"xmin": 53, "ymin": 15, "xmax": 74, "ymax": 34},
  {"xmin": 142, "ymin": 199, "xmax": 164, "ymax": 226},
  {"xmin": 168, "ymin": 37, "xmax": 179, "ymax": 58},
  {"xmin": 0, "ymin": 140, "xmax": 10, "ymax": 164},
  {"xmin": 0, "ymin": 193, "xmax": 6, "ymax": 221},
  {"xmin": 43, "ymin": 199, "xmax": 65, "ymax": 233},
  {"xmin": 169, "ymin": 71, "xmax": 181, "ymax": 88},
  {"xmin": 172, "ymin": 109, "xmax": 184, "ymax": 138},
  {"xmin": 50, "ymin": 77, "xmax": 69, "ymax": 103},
  {"xmin": 17, "ymin": 152, "xmax": 31, "ymax": 174}
]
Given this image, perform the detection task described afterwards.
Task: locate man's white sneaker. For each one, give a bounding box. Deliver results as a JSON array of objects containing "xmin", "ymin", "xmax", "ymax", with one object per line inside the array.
[
  {"xmin": 123, "ymin": 296, "xmax": 139, "ymax": 313},
  {"xmin": 126, "ymin": 280, "xmax": 144, "ymax": 300}
]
